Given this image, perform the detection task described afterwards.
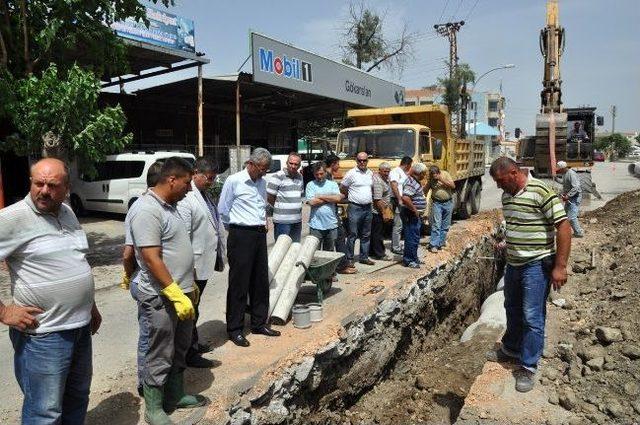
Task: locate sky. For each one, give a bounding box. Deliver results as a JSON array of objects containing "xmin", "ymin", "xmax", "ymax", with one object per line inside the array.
[{"xmin": 119, "ymin": 0, "xmax": 639, "ymax": 135}]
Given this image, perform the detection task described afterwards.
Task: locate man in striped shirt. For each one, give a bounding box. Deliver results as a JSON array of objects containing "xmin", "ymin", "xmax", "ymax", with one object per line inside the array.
[
  {"xmin": 400, "ymin": 163, "xmax": 428, "ymax": 268},
  {"xmin": 267, "ymin": 153, "xmax": 303, "ymax": 242},
  {"xmin": 487, "ymin": 157, "xmax": 571, "ymax": 393}
]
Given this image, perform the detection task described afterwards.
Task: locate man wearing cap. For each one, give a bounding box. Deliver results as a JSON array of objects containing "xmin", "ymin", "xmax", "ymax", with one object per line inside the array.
[{"xmin": 556, "ymin": 161, "xmax": 584, "ymax": 238}]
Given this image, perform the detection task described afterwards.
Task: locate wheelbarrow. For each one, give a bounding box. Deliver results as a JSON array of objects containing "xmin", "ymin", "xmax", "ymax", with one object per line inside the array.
[{"xmin": 296, "ymin": 250, "xmax": 345, "ymax": 304}]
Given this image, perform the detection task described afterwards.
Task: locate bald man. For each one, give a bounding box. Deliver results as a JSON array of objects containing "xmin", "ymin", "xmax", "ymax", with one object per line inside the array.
[{"xmin": 0, "ymin": 158, "xmax": 101, "ymax": 424}]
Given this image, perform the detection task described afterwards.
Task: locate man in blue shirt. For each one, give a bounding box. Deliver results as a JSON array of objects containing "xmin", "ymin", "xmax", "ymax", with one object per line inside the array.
[
  {"xmin": 218, "ymin": 148, "xmax": 281, "ymax": 348},
  {"xmin": 305, "ymin": 162, "xmax": 344, "ymax": 250}
]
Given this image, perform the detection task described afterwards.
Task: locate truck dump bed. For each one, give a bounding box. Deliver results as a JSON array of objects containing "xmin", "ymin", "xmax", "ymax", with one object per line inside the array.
[{"xmin": 347, "ymin": 105, "xmax": 485, "ymax": 181}]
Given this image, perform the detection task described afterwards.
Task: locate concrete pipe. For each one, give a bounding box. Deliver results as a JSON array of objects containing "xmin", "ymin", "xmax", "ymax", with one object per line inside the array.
[
  {"xmin": 271, "ymin": 235, "xmax": 320, "ymax": 325},
  {"xmin": 268, "ymin": 234, "xmax": 292, "ymax": 284},
  {"xmin": 268, "ymin": 242, "xmax": 300, "ymax": 317},
  {"xmin": 460, "ymin": 290, "xmax": 506, "ymax": 342}
]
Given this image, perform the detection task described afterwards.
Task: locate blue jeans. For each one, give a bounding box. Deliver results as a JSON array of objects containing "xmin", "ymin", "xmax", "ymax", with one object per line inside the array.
[
  {"xmin": 130, "ymin": 280, "xmax": 149, "ymax": 389},
  {"xmin": 502, "ymin": 256, "xmax": 553, "ymax": 373},
  {"xmin": 401, "ymin": 208, "xmax": 421, "ymax": 265},
  {"xmin": 274, "ymin": 221, "xmax": 302, "ymax": 243},
  {"xmin": 346, "ymin": 203, "xmax": 372, "ymax": 262},
  {"xmin": 564, "ymin": 194, "xmax": 583, "ymax": 236},
  {"xmin": 10, "ymin": 325, "xmax": 92, "ymax": 425},
  {"xmin": 430, "ymin": 199, "xmax": 453, "ymax": 248}
]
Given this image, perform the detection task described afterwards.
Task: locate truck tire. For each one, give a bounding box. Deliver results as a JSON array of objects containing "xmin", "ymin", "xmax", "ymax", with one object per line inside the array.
[
  {"xmin": 70, "ymin": 194, "xmax": 85, "ymax": 217},
  {"xmin": 458, "ymin": 198, "xmax": 472, "ymax": 219},
  {"xmin": 470, "ymin": 180, "xmax": 482, "ymax": 215}
]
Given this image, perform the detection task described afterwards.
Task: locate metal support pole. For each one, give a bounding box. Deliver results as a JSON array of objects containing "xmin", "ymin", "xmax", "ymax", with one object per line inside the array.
[
  {"xmin": 235, "ymin": 78, "xmax": 241, "ymax": 171},
  {"xmin": 197, "ymin": 65, "xmax": 204, "ymax": 157}
]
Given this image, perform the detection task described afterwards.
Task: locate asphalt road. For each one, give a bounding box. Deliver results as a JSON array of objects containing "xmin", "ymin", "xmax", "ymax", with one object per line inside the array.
[{"xmin": 0, "ymin": 161, "xmax": 637, "ymax": 423}]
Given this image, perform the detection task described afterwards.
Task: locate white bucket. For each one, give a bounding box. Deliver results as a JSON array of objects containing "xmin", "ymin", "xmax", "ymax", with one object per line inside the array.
[
  {"xmin": 307, "ymin": 303, "xmax": 323, "ymax": 322},
  {"xmin": 292, "ymin": 304, "xmax": 311, "ymax": 329}
]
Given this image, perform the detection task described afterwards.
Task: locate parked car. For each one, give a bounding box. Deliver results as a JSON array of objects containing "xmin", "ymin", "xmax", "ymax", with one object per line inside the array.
[
  {"xmin": 70, "ymin": 151, "xmax": 196, "ymax": 215},
  {"xmin": 593, "ymin": 150, "xmax": 605, "ymax": 161}
]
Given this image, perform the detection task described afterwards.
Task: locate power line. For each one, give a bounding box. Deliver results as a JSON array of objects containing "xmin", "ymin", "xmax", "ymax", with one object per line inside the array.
[
  {"xmin": 451, "ymin": 0, "xmax": 465, "ymax": 21},
  {"xmin": 437, "ymin": 0, "xmax": 452, "ymax": 24},
  {"xmin": 464, "ymin": 0, "xmax": 480, "ymax": 22}
]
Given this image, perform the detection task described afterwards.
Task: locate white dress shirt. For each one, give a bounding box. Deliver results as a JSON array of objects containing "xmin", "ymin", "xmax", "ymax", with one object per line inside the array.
[{"xmin": 218, "ymin": 168, "xmax": 267, "ymax": 226}]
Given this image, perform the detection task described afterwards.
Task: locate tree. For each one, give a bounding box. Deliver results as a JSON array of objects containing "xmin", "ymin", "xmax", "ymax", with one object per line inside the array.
[
  {"xmin": 0, "ymin": 0, "xmax": 171, "ymax": 170},
  {"xmin": 0, "ymin": 0, "xmax": 172, "ymax": 78},
  {"xmin": 3, "ymin": 64, "xmax": 131, "ymax": 172},
  {"xmin": 341, "ymin": 2, "xmax": 415, "ymax": 75},
  {"xmin": 595, "ymin": 133, "xmax": 632, "ymax": 158},
  {"xmin": 437, "ymin": 63, "xmax": 475, "ymax": 135}
]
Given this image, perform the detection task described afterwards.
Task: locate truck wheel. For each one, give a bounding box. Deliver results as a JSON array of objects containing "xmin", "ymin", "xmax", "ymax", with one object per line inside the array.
[
  {"xmin": 128, "ymin": 197, "xmax": 138, "ymax": 211},
  {"xmin": 458, "ymin": 198, "xmax": 472, "ymax": 219},
  {"xmin": 470, "ymin": 181, "xmax": 482, "ymax": 215},
  {"xmin": 70, "ymin": 194, "xmax": 85, "ymax": 216}
]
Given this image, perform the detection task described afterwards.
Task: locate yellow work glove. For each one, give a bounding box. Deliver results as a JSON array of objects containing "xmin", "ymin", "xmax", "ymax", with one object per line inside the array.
[
  {"xmin": 191, "ymin": 283, "xmax": 201, "ymax": 305},
  {"xmin": 161, "ymin": 282, "xmax": 195, "ymax": 320},
  {"xmin": 119, "ymin": 273, "xmax": 130, "ymax": 290}
]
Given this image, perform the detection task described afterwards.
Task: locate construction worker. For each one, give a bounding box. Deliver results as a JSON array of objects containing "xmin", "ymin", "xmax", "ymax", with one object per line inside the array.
[
  {"xmin": 556, "ymin": 161, "xmax": 584, "ymax": 237},
  {"xmin": 487, "ymin": 157, "xmax": 571, "ymax": 393},
  {"xmin": 427, "ymin": 165, "xmax": 456, "ymax": 253},
  {"xmin": 129, "ymin": 157, "xmax": 205, "ymax": 424}
]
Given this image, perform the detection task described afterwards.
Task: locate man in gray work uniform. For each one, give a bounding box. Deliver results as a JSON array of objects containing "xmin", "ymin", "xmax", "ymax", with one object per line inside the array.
[
  {"xmin": 129, "ymin": 157, "xmax": 205, "ymax": 424},
  {"xmin": 556, "ymin": 160, "xmax": 584, "ymax": 237}
]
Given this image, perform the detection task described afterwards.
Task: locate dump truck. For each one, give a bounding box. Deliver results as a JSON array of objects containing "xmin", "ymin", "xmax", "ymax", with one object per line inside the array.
[{"xmin": 333, "ymin": 104, "xmax": 485, "ymax": 221}]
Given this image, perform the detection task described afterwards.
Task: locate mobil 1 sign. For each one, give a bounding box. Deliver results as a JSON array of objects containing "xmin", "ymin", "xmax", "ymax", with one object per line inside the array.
[{"xmin": 251, "ymin": 33, "xmax": 405, "ymax": 108}]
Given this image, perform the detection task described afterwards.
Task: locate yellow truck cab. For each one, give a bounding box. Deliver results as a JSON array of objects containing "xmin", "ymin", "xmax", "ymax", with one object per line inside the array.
[{"xmin": 334, "ymin": 104, "xmax": 485, "ymax": 219}]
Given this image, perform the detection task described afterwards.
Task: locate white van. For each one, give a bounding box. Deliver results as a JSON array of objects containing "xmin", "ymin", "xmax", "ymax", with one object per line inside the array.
[{"xmin": 70, "ymin": 151, "xmax": 196, "ymax": 215}]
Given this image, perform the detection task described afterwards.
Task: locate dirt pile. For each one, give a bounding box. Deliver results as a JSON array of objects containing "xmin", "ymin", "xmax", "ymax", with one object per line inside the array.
[
  {"xmin": 303, "ymin": 190, "xmax": 640, "ymax": 425},
  {"xmin": 535, "ymin": 189, "xmax": 640, "ymax": 424}
]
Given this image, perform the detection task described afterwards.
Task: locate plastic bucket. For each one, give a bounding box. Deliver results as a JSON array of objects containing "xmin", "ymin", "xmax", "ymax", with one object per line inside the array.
[
  {"xmin": 292, "ymin": 304, "xmax": 311, "ymax": 329},
  {"xmin": 307, "ymin": 303, "xmax": 323, "ymax": 322}
]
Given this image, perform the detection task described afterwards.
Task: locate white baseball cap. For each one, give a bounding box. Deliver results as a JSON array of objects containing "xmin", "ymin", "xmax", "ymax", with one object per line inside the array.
[{"xmin": 556, "ymin": 161, "xmax": 567, "ymax": 169}]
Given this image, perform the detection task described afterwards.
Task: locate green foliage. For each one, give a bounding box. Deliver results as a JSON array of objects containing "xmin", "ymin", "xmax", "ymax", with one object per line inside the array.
[
  {"xmin": 437, "ymin": 63, "xmax": 475, "ymax": 115},
  {"xmin": 2, "ymin": 63, "xmax": 131, "ymax": 174},
  {"xmin": 595, "ymin": 133, "xmax": 632, "ymax": 157},
  {"xmin": 0, "ymin": 0, "xmax": 173, "ymax": 78}
]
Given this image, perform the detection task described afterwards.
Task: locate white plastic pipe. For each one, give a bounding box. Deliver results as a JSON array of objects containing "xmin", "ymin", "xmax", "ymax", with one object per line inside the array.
[
  {"xmin": 268, "ymin": 234, "xmax": 292, "ymax": 284},
  {"xmin": 268, "ymin": 242, "xmax": 300, "ymax": 317},
  {"xmin": 271, "ymin": 236, "xmax": 320, "ymax": 324}
]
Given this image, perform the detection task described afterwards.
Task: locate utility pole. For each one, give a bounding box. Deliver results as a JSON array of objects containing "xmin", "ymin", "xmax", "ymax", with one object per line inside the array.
[
  {"xmin": 611, "ymin": 105, "xmax": 617, "ymax": 133},
  {"xmin": 434, "ymin": 21, "xmax": 465, "ymax": 77},
  {"xmin": 434, "ymin": 21, "xmax": 465, "ymax": 134}
]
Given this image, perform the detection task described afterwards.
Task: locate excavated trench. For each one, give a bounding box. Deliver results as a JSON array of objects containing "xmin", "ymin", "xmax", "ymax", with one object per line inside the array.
[{"xmin": 227, "ymin": 233, "xmax": 503, "ymax": 425}]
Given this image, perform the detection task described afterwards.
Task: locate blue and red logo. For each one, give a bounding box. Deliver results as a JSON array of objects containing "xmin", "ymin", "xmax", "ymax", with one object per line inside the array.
[{"xmin": 259, "ymin": 47, "xmax": 312, "ymax": 83}]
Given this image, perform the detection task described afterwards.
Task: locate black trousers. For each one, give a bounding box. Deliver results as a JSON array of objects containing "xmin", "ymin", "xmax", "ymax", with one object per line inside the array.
[
  {"xmin": 188, "ymin": 279, "xmax": 207, "ymax": 356},
  {"xmin": 226, "ymin": 226, "xmax": 269, "ymax": 336},
  {"xmin": 370, "ymin": 213, "xmax": 387, "ymax": 258}
]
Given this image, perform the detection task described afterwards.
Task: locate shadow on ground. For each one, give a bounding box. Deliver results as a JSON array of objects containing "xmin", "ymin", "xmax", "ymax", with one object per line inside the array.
[{"xmin": 86, "ymin": 391, "xmax": 141, "ymax": 425}]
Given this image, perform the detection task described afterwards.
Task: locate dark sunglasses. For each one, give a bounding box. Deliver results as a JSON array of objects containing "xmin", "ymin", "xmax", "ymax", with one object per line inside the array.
[{"xmin": 357, "ymin": 159, "xmax": 368, "ymax": 163}]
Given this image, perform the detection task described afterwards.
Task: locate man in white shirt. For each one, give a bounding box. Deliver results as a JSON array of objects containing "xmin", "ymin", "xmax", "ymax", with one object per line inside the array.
[
  {"xmin": 218, "ymin": 148, "xmax": 281, "ymax": 347},
  {"xmin": 0, "ymin": 158, "xmax": 101, "ymax": 424},
  {"xmin": 389, "ymin": 156, "xmax": 413, "ymax": 254},
  {"xmin": 340, "ymin": 151, "xmax": 375, "ymax": 272}
]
